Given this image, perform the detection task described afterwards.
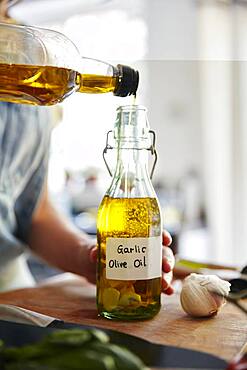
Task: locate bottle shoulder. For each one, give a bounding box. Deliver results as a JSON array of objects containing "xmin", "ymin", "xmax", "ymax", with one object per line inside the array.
[{"xmin": 106, "ymin": 170, "xmax": 158, "ymax": 199}]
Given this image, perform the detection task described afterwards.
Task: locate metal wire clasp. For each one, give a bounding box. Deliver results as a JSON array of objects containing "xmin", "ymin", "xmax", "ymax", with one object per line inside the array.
[
  {"xmin": 102, "ymin": 129, "xmax": 158, "ymax": 179},
  {"xmin": 102, "ymin": 130, "xmax": 114, "ymax": 177},
  {"xmin": 149, "ymin": 130, "xmax": 158, "ymax": 179}
]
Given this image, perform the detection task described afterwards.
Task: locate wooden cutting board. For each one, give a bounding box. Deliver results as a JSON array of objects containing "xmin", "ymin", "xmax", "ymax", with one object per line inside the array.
[{"xmin": 0, "ymin": 274, "xmax": 246, "ymax": 362}]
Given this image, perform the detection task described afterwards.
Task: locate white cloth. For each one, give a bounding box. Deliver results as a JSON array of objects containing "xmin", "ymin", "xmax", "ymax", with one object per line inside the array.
[{"xmin": 0, "ymin": 255, "xmax": 35, "ymax": 292}]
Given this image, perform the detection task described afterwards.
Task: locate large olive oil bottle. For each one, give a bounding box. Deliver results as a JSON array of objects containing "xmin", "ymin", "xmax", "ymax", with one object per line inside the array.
[
  {"xmin": 97, "ymin": 105, "xmax": 162, "ymax": 320},
  {"xmin": 0, "ymin": 23, "xmax": 139, "ymax": 105},
  {"xmin": 0, "ymin": 63, "xmax": 139, "ymax": 105}
]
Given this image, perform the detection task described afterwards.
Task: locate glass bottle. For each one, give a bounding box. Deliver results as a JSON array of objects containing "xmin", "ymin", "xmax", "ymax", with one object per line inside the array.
[
  {"xmin": 0, "ymin": 22, "xmax": 139, "ymax": 105},
  {"xmin": 97, "ymin": 105, "xmax": 162, "ymax": 320}
]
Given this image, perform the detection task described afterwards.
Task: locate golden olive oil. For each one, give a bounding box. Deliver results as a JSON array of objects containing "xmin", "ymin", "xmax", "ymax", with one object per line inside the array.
[
  {"xmin": 77, "ymin": 74, "xmax": 117, "ymax": 94},
  {"xmin": 0, "ymin": 63, "xmax": 118, "ymax": 105},
  {"xmin": 97, "ymin": 196, "xmax": 161, "ymax": 320}
]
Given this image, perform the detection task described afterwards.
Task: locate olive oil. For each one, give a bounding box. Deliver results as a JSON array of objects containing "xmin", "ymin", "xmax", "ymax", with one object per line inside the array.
[
  {"xmin": 97, "ymin": 196, "xmax": 162, "ymax": 320},
  {"xmin": 78, "ymin": 74, "xmax": 117, "ymax": 94},
  {"xmin": 0, "ymin": 63, "xmax": 118, "ymax": 105}
]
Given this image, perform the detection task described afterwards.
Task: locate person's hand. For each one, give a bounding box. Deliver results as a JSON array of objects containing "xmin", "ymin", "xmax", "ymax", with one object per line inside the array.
[
  {"xmin": 88, "ymin": 231, "xmax": 175, "ymax": 295},
  {"xmin": 161, "ymin": 230, "xmax": 175, "ymax": 295}
]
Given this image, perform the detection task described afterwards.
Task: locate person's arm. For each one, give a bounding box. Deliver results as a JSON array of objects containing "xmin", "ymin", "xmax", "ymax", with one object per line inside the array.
[
  {"xmin": 28, "ymin": 184, "xmax": 96, "ymax": 284},
  {"xmin": 28, "ymin": 183, "xmax": 175, "ymax": 293}
]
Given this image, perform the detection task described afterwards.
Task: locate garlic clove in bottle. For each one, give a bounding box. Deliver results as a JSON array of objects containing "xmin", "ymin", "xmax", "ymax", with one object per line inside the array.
[
  {"xmin": 180, "ymin": 273, "xmax": 231, "ymax": 318},
  {"xmin": 120, "ymin": 171, "xmax": 135, "ymax": 192}
]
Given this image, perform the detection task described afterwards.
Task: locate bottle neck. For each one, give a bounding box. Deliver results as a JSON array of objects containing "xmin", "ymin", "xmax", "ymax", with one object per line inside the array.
[
  {"xmin": 75, "ymin": 59, "xmax": 139, "ymax": 96},
  {"xmin": 105, "ymin": 105, "xmax": 157, "ymax": 199},
  {"xmin": 107, "ymin": 146, "xmax": 156, "ymax": 199},
  {"xmin": 116, "ymin": 147, "xmax": 149, "ymax": 176}
]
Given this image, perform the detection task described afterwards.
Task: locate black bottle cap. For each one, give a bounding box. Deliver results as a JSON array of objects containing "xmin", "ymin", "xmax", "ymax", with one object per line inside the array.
[{"xmin": 114, "ymin": 64, "xmax": 139, "ymax": 97}]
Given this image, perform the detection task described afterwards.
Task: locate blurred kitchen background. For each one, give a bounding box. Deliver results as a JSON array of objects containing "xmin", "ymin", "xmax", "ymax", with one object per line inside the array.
[{"xmin": 8, "ymin": 0, "xmax": 247, "ymax": 273}]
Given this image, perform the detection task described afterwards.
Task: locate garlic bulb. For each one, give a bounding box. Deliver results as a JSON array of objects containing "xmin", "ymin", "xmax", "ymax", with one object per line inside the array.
[{"xmin": 180, "ymin": 273, "xmax": 231, "ymax": 317}]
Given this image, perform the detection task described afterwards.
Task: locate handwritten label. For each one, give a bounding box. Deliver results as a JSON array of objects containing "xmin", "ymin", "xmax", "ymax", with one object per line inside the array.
[{"xmin": 106, "ymin": 236, "xmax": 162, "ymax": 280}]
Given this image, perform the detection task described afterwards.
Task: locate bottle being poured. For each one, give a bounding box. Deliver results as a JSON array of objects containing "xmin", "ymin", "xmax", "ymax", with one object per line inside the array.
[
  {"xmin": 0, "ymin": 23, "xmax": 139, "ymax": 105},
  {"xmin": 97, "ymin": 105, "xmax": 162, "ymax": 320}
]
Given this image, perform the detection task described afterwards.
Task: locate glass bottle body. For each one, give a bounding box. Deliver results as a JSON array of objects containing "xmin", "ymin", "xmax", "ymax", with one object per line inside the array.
[
  {"xmin": 97, "ymin": 106, "xmax": 162, "ymax": 320},
  {"xmin": 0, "ymin": 23, "xmax": 139, "ymax": 105}
]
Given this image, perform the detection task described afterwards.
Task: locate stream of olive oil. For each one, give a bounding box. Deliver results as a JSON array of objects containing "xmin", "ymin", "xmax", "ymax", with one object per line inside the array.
[
  {"xmin": 0, "ymin": 63, "xmax": 117, "ymax": 105},
  {"xmin": 97, "ymin": 196, "xmax": 161, "ymax": 320},
  {"xmin": 128, "ymin": 95, "xmax": 136, "ymax": 123}
]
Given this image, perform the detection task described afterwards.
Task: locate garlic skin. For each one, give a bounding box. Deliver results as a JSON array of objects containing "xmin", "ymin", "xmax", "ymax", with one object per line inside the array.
[{"xmin": 180, "ymin": 273, "xmax": 231, "ymax": 318}]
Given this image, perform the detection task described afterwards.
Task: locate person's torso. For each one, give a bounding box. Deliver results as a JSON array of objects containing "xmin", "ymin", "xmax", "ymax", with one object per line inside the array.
[{"xmin": 0, "ymin": 102, "xmax": 51, "ymax": 275}]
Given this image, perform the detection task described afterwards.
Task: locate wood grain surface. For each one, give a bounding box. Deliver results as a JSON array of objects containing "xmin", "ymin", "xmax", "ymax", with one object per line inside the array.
[{"xmin": 0, "ymin": 273, "xmax": 246, "ymax": 362}]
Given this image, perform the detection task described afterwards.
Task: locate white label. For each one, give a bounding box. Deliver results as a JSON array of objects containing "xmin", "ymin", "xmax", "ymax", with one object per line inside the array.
[{"xmin": 106, "ymin": 236, "xmax": 162, "ymax": 280}]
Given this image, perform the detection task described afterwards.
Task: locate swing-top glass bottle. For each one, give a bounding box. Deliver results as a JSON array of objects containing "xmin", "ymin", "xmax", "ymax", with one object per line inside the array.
[{"xmin": 97, "ymin": 105, "xmax": 162, "ymax": 320}]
